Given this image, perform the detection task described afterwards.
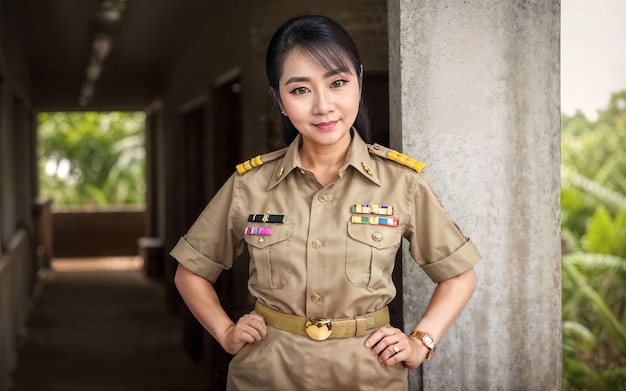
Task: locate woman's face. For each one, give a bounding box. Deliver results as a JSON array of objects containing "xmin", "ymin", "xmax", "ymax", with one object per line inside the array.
[{"xmin": 276, "ymin": 49, "xmax": 360, "ymax": 149}]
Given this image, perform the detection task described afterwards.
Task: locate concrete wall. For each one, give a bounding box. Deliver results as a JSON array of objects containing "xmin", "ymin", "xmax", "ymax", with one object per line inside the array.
[{"xmin": 388, "ymin": 1, "xmax": 561, "ymax": 389}]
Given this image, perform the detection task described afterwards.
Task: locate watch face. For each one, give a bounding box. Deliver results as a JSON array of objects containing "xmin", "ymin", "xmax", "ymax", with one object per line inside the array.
[{"xmin": 423, "ymin": 336, "xmax": 434, "ymax": 348}]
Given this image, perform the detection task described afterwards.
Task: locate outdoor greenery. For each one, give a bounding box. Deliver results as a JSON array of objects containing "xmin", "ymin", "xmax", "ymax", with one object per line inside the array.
[
  {"xmin": 561, "ymin": 90, "xmax": 626, "ymax": 390},
  {"xmin": 38, "ymin": 111, "xmax": 146, "ymax": 208}
]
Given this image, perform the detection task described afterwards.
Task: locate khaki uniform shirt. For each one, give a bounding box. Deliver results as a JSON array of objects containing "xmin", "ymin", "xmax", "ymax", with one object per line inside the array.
[{"xmin": 170, "ymin": 131, "xmax": 481, "ymax": 390}]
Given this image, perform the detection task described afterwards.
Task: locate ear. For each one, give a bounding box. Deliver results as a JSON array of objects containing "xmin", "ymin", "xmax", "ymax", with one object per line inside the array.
[
  {"xmin": 359, "ymin": 65, "xmax": 364, "ymax": 91},
  {"xmin": 269, "ymin": 88, "xmax": 287, "ymax": 115}
]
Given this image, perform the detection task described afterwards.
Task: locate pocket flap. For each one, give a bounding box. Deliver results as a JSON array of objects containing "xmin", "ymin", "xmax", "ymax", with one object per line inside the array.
[
  {"xmin": 347, "ymin": 224, "xmax": 401, "ymax": 250},
  {"xmin": 244, "ymin": 222, "xmax": 294, "ymax": 249}
]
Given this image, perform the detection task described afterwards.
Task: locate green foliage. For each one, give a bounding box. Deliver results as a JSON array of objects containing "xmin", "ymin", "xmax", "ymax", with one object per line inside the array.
[
  {"xmin": 38, "ymin": 111, "xmax": 146, "ymax": 207},
  {"xmin": 561, "ymin": 91, "xmax": 626, "ymax": 390}
]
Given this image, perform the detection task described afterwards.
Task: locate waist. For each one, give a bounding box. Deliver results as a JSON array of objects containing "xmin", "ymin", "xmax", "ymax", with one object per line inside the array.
[{"xmin": 254, "ymin": 302, "xmax": 389, "ymax": 341}]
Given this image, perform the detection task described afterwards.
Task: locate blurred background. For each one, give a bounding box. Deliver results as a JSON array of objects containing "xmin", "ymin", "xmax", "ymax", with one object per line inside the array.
[{"xmin": 560, "ymin": 1, "xmax": 626, "ymax": 389}]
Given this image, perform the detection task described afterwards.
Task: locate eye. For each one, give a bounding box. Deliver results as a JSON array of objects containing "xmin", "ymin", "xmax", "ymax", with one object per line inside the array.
[
  {"xmin": 331, "ymin": 79, "xmax": 348, "ymax": 88},
  {"xmin": 290, "ymin": 87, "xmax": 310, "ymax": 95}
]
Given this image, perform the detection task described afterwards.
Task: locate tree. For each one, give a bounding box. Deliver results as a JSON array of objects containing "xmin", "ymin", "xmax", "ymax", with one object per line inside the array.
[
  {"xmin": 561, "ymin": 91, "xmax": 626, "ymax": 390},
  {"xmin": 38, "ymin": 111, "xmax": 146, "ymax": 207}
]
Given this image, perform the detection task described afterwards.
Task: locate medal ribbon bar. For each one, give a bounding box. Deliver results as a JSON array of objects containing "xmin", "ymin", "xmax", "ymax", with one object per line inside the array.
[
  {"xmin": 350, "ymin": 215, "xmax": 399, "ymax": 227},
  {"xmin": 351, "ymin": 204, "xmax": 394, "ymax": 216}
]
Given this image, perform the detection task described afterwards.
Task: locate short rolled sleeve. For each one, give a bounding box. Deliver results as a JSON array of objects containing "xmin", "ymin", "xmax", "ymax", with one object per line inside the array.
[
  {"xmin": 406, "ymin": 174, "xmax": 481, "ymax": 283},
  {"xmin": 169, "ymin": 174, "xmax": 244, "ymax": 282},
  {"xmin": 420, "ymin": 238, "xmax": 480, "ymax": 283},
  {"xmin": 170, "ymin": 237, "xmax": 225, "ymax": 282}
]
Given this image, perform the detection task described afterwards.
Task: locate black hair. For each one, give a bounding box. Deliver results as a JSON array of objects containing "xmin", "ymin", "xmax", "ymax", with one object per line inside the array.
[{"xmin": 266, "ymin": 15, "xmax": 371, "ymax": 144}]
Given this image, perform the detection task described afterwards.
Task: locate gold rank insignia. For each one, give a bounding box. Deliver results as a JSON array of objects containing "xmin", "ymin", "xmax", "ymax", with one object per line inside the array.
[
  {"xmin": 236, "ymin": 155, "xmax": 263, "ymax": 175},
  {"xmin": 367, "ymin": 144, "xmax": 426, "ymax": 173},
  {"xmin": 235, "ymin": 147, "xmax": 288, "ymax": 175}
]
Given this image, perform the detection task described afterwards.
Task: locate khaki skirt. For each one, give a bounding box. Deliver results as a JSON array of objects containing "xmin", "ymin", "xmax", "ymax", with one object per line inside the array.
[{"xmin": 227, "ymin": 326, "xmax": 408, "ymax": 391}]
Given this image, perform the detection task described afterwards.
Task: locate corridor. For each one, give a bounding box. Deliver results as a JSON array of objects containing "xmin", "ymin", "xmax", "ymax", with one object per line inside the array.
[{"xmin": 9, "ymin": 258, "xmax": 206, "ymax": 391}]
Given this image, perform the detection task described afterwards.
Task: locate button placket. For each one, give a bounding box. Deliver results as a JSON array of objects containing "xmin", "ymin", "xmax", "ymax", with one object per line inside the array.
[{"xmin": 305, "ymin": 187, "xmax": 334, "ymax": 316}]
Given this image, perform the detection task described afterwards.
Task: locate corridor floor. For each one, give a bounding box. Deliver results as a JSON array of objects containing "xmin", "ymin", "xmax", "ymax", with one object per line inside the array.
[{"xmin": 9, "ymin": 258, "xmax": 207, "ymax": 391}]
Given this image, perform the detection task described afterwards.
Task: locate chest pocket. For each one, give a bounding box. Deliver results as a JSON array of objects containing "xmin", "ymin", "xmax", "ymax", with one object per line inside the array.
[
  {"xmin": 244, "ymin": 221, "xmax": 294, "ymax": 289},
  {"xmin": 346, "ymin": 224, "xmax": 402, "ymax": 290}
]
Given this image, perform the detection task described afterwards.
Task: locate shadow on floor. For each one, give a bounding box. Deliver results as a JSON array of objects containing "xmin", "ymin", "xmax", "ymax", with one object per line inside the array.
[{"xmin": 9, "ymin": 258, "xmax": 207, "ymax": 391}]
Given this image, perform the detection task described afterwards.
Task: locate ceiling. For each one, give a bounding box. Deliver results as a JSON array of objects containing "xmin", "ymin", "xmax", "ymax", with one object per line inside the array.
[{"xmin": 6, "ymin": 0, "xmax": 216, "ymax": 110}]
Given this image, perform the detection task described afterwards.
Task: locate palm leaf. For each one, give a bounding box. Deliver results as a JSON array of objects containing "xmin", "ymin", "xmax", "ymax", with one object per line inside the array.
[
  {"xmin": 562, "ymin": 259, "xmax": 626, "ymax": 345},
  {"xmin": 564, "ymin": 252, "xmax": 626, "ymax": 274},
  {"xmin": 562, "ymin": 320, "xmax": 595, "ymax": 353},
  {"xmin": 563, "ymin": 167, "xmax": 626, "ymax": 211}
]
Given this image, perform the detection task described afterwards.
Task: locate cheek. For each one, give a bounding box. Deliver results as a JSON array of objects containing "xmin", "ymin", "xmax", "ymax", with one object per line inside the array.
[
  {"xmin": 345, "ymin": 90, "xmax": 361, "ymax": 115},
  {"xmin": 281, "ymin": 99, "xmax": 308, "ymax": 119}
]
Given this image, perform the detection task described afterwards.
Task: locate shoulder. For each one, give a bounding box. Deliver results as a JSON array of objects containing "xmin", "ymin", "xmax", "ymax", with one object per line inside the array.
[
  {"xmin": 235, "ymin": 147, "xmax": 289, "ymax": 175},
  {"xmin": 367, "ymin": 143, "xmax": 426, "ymax": 173}
]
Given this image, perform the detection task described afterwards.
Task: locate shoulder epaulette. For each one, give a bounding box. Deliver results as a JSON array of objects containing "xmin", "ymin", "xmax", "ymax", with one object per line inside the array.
[
  {"xmin": 235, "ymin": 147, "xmax": 289, "ymax": 175},
  {"xmin": 367, "ymin": 144, "xmax": 426, "ymax": 173}
]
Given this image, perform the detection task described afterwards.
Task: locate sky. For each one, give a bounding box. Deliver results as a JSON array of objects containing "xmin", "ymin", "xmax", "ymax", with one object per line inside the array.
[{"xmin": 561, "ymin": 0, "xmax": 626, "ymax": 120}]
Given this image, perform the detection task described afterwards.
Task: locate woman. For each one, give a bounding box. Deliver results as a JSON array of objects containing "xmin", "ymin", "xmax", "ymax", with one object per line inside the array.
[{"xmin": 171, "ymin": 14, "xmax": 480, "ymax": 390}]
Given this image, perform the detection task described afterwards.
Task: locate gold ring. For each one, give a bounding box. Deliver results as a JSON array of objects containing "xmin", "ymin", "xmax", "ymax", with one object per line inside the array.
[{"xmin": 393, "ymin": 345, "xmax": 400, "ymax": 353}]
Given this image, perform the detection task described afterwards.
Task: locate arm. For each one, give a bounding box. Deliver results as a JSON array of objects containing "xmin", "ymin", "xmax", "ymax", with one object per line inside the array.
[
  {"xmin": 174, "ymin": 263, "xmax": 267, "ymax": 355},
  {"xmin": 366, "ymin": 267, "xmax": 477, "ymax": 368}
]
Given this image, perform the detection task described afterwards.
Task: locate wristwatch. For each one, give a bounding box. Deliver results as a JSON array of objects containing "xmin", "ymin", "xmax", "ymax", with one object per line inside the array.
[{"xmin": 409, "ymin": 330, "xmax": 436, "ymax": 359}]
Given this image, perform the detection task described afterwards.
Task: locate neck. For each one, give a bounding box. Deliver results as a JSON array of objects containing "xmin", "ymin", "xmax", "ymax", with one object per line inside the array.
[{"xmin": 299, "ymin": 136, "xmax": 351, "ymax": 186}]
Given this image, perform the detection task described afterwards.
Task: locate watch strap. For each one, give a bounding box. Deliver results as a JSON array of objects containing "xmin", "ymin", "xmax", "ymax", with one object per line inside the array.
[{"xmin": 409, "ymin": 330, "xmax": 436, "ymax": 359}]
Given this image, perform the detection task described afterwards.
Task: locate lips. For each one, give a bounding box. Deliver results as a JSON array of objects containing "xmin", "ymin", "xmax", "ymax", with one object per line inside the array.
[{"xmin": 313, "ymin": 120, "xmax": 338, "ymax": 130}]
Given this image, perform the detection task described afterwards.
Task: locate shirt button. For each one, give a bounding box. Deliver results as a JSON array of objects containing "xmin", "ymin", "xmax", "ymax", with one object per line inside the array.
[
  {"xmin": 372, "ymin": 232, "xmax": 383, "ymax": 242},
  {"xmin": 311, "ymin": 294, "xmax": 321, "ymax": 303},
  {"xmin": 311, "ymin": 239, "xmax": 322, "ymax": 249},
  {"xmin": 258, "ymin": 237, "xmax": 265, "ymax": 243},
  {"xmin": 318, "ymin": 194, "xmax": 327, "ymax": 202}
]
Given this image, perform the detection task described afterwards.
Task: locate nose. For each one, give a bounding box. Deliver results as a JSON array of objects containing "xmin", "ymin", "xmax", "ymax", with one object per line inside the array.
[{"xmin": 312, "ymin": 90, "xmax": 334, "ymax": 115}]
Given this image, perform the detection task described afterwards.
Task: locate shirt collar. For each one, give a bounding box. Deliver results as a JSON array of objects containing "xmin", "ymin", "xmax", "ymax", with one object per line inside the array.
[
  {"xmin": 267, "ymin": 129, "xmax": 381, "ymax": 190},
  {"xmin": 344, "ymin": 130, "xmax": 381, "ymax": 186}
]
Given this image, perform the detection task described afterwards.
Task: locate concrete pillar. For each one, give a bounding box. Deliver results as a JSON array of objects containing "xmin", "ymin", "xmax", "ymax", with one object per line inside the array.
[{"xmin": 388, "ymin": 1, "xmax": 561, "ymax": 390}]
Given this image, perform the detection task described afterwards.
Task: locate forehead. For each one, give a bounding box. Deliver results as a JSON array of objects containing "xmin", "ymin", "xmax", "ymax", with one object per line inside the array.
[{"xmin": 280, "ymin": 47, "xmax": 354, "ymax": 78}]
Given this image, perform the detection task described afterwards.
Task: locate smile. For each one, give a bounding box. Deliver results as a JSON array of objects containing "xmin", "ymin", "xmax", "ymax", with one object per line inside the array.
[{"xmin": 314, "ymin": 121, "xmax": 338, "ymax": 130}]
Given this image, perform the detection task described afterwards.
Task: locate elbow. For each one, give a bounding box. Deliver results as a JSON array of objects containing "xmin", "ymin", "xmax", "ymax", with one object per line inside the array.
[
  {"xmin": 173, "ymin": 263, "xmax": 186, "ymax": 291},
  {"xmin": 442, "ymin": 267, "xmax": 477, "ymax": 294},
  {"xmin": 465, "ymin": 267, "xmax": 477, "ymax": 295}
]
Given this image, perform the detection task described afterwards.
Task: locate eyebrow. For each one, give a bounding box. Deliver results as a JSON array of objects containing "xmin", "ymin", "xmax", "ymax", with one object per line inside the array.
[{"xmin": 284, "ymin": 69, "xmax": 348, "ymax": 85}]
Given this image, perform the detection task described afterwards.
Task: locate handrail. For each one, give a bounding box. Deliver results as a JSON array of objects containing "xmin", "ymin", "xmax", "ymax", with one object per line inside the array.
[{"xmin": 0, "ymin": 228, "xmax": 35, "ymax": 390}]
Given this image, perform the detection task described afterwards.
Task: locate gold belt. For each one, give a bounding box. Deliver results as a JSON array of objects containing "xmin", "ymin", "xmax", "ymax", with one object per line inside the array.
[{"xmin": 254, "ymin": 302, "xmax": 389, "ymax": 341}]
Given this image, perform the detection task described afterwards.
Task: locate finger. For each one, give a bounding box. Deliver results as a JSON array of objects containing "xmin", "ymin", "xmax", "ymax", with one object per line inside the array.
[
  {"xmin": 380, "ymin": 343, "xmax": 405, "ymax": 367},
  {"xmin": 377, "ymin": 344, "xmax": 396, "ymax": 365},
  {"xmin": 245, "ymin": 313, "xmax": 267, "ymax": 325},
  {"xmin": 241, "ymin": 314, "xmax": 268, "ymax": 339},
  {"xmin": 365, "ymin": 326, "xmax": 400, "ymax": 349},
  {"xmin": 237, "ymin": 322, "xmax": 265, "ymax": 343},
  {"xmin": 370, "ymin": 332, "xmax": 404, "ymax": 355}
]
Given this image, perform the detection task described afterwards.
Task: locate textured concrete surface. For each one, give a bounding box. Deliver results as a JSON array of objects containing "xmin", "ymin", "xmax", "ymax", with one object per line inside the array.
[
  {"xmin": 388, "ymin": 1, "xmax": 561, "ymax": 390},
  {"xmin": 9, "ymin": 264, "xmax": 206, "ymax": 391}
]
